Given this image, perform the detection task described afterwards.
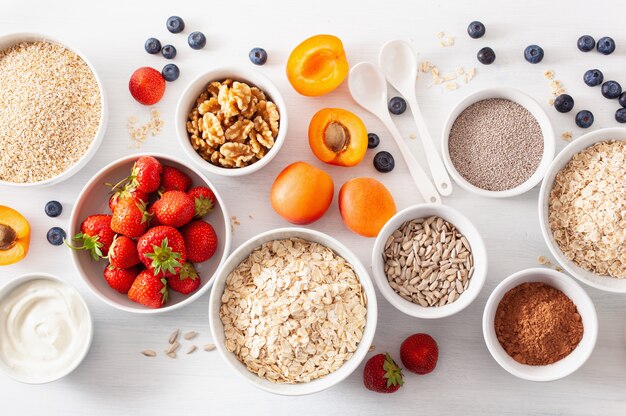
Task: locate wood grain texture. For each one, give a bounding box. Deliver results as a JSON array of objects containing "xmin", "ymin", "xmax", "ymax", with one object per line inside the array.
[{"xmin": 1, "ymin": 0, "xmax": 626, "ymax": 414}]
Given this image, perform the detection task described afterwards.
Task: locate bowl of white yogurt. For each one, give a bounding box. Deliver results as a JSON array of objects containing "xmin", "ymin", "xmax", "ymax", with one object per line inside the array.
[{"xmin": 0, "ymin": 273, "xmax": 93, "ymax": 384}]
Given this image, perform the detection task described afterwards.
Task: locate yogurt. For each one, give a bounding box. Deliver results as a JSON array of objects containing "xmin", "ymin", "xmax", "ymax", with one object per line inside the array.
[{"xmin": 0, "ymin": 277, "xmax": 91, "ymax": 383}]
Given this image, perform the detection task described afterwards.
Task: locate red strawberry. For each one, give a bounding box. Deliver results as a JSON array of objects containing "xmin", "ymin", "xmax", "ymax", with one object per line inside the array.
[
  {"xmin": 152, "ymin": 190, "xmax": 195, "ymax": 228},
  {"xmin": 104, "ymin": 264, "xmax": 141, "ymax": 294},
  {"xmin": 128, "ymin": 269, "xmax": 168, "ymax": 308},
  {"xmin": 136, "ymin": 226, "xmax": 186, "ymax": 277},
  {"xmin": 129, "ymin": 156, "xmax": 163, "ymax": 194},
  {"xmin": 159, "ymin": 166, "xmax": 192, "ymax": 194},
  {"xmin": 179, "ymin": 220, "xmax": 218, "ymax": 263},
  {"xmin": 109, "ymin": 183, "xmax": 148, "ymax": 213},
  {"xmin": 108, "ymin": 235, "xmax": 140, "ymax": 269},
  {"xmin": 167, "ymin": 262, "xmax": 201, "ymax": 294},
  {"xmin": 129, "ymin": 67, "xmax": 165, "ymax": 105},
  {"xmin": 400, "ymin": 333, "xmax": 439, "ymax": 375},
  {"xmin": 187, "ymin": 186, "xmax": 216, "ymax": 218},
  {"xmin": 363, "ymin": 353, "xmax": 404, "ymax": 393},
  {"xmin": 67, "ymin": 214, "xmax": 115, "ymax": 260},
  {"xmin": 110, "ymin": 199, "xmax": 150, "ymax": 238}
]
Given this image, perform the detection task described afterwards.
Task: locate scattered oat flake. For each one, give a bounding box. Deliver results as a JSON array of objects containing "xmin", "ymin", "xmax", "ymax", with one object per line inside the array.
[
  {"xmin": 186, "ymin": 345, "xmax": 198, "ymax": 355},
  {"xmin": 544, "ymin": 70, "xmax": 555, "ymax": 80},
  {"xmin": 168, "ymin": 329, "xmax": 179, "ymax": 344},
  {"xmin": 538, "ymin": 256, "xmax": 548, "ymax": 265},
  {"xmin": 141, "ymin": 350, "xmax": 156, "ymax": 357},
  {"xmin": 128, "ymin": 108, "xmax": 164, "ymax": 148},
  {"xmin": 555, "ymin": 266, "xmax": 563, "ymax": 272},
  {"xmin": 203, "ymin": 344, "xmax": 216, "ymax": 352},
  {"xmin": 368, "ymin": 345, "xmax": 376, "ymax": 352},
  {"xmin": 183, "ymin": 331, "xmax": 198, "ymax": 340},
  {"xmin": 445, "ymin": 82, "xmax": 458, "ymax": 90},
  {"xmin": 561, "ymin": 131, "xmax": 573, "ymax": 142},
  {"xmin": 436, "ymin": 32, "xmax": 445, "ymax": 39}
]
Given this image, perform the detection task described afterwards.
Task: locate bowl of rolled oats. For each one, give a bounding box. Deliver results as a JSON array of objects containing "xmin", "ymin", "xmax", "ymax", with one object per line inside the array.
[
  {"xmin": 176, "ymin": 67, "xmax": 286, "ymax": 177},
  {"xmin": 208, "ymin": 227, "xmax": 377, "ymax": 395},
  {"xmin": 0, "ymin": 32, "xmax": 107, "ymax": 187},
  {"xmin": 539, "ymin": 127, "xmax": 626, "ymax": 293}
]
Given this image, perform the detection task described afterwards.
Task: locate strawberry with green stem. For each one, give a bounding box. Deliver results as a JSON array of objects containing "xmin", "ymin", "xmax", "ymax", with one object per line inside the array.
[
  {"xmin": 128, "ymin": 269, "xmax": 169, "ymax": 308},
  {"xmin": 137, "ymin": 226, "xmax": 186, "ymax": 277},
  {"xmin": 363, "ymin": 353, "xmax": 404, "ymax": 393},
  {"xmin": 66, "ymin": 214, "xmax": 115, "ymax": 261},
  {"xmin": 187, "ymin": 186, "xmax": 216, "ymax": 218},
  {"xmin": 167, "ymin": 261, "xmax": 201, "ymax": 294},
  {"xmin": 111, "ymin": 198, "xmax": 151, "ymax": 239}
]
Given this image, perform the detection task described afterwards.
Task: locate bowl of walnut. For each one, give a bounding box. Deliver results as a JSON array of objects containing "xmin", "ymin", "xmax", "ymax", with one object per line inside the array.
[{"xmin": 176, "ymin": 67, "xmax": 287, "ymax": 177}]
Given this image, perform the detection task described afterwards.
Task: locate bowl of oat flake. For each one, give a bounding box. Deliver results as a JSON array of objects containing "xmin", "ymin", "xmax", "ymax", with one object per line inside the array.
[
  {"xmin": 0, "ymin": 33, "xmax": 107, "ymax": 187},
  {"xmin": 208, "ymin": 227, "xmax": 377, "ymax": 395}
]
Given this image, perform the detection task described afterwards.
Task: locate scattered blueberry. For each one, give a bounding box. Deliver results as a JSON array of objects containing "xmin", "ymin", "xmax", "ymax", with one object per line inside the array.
[
  {"xmin": 575, "ymin": 110, "xmax": 594, "ymax": 128},
  {"xmin": 44, "ymin": 201, "xmax": 62, "ymax": 217},
  {"xmin": 144, "ymin": 38, "xmax": 161, "ymax": 54},
  {"xmin": 47, "ymin": 227, "xmax": 66, "ymax": 246},
  {"xmin": 188, "ymin": 31, "xmax": 206, "ymax": 50},
  {"xmin": 477, "ymin": 47, "xmax": 496, "ymax": 65},
  {"xmin": 388, "ymin": 96, "xmax": 407, "ymax": 115},
  {"xmin": 577, "ymin": 35, "xmax": 595, "ymax": 52},
  {"xmin": 601, "ymin": 81, "xmax": 622, "ymax": 99},
  {"xmin": 583, "ymin": 69, "xmax": 604, "ymax": 87},
  {"xmin": 368, "ymin": 133, "xmax": 380, "ymax": 149},
  {"xmin": 161, "ymin": 44, "xmax": 177, "ymax": 59},
  {"xmin": 597, "ymin": 36, "xmax": 616, "ymax": 55},
  {"xmin": 619, "ymin": 92, "xmax": 626, "ymax": 108},
  {"xmin": 554, "ymin": 94, "xmax": 575, "ymax": 113},
  {"xmin": 616, "ymin": 108, "xmax": 626, "ymax": 123},
  {"xmin": 166, "ymin": 16, "xmax": 185, "ymax": 34},
  {"xmin": 524, "ymin": 45, "xmax": 544, "ymax": 64},
  {"xmin": 162, "ymin": 64, "xmax": 180, "ymax": 82},
  {"xmin": 373, "ymin": 151, "xmax": 395, "ymax": 173},
  {"xmin": 248, "ymin": 47, "xmax": 268, "ymax": 65},
  {"xmin": 467, "ymin": 21, "xmax": 485, "ymax": 39}
]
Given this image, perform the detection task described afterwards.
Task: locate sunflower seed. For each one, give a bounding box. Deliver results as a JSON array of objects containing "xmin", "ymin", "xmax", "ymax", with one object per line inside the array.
[
  {"xmin": 141, "ymin": 350, "xmax": 156, "ymax": 357},
  {"xmin": 168, "ymin": 329, "xmax": 179, "ymax": 344},
  {"xmin": 183, "ymin": 331, "xmax": 198, "ymax": 340},
  {"xmin": 204, "ymin": 343, "xmax": 216, "ymax": 352},
  {"xmin": 166, "ymin": 352, "xmax": 177, "ymax": 359},
  {"xmin": 166, "ymin": 341, "xmax": 180, "ymax": 354},
  {"xmin": 186, "ymin": 345, "xmax": 198, "ymax": 354}
]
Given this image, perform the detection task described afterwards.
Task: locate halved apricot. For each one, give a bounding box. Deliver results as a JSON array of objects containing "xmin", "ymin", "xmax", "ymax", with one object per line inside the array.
[
  {"xmin": 286, "ymin": 35, "xmax": 349, "ymax": 96},
  {"xmin": 0, "ymin": 206, "xmax": 30, "ymax": 266},
  {"xmin": 339, "ymin": 178, "xmax": 397, "ymax": 237},
  {"xmin": 309, "ymin": 108, "xmax": 368, "ymax": 167}
]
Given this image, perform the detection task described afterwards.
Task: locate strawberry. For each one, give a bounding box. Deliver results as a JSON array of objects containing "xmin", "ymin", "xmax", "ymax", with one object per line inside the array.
[
  {"xmin": 129, "ymin": 156, "xmax": 163, "ymax": 194},
  {"xmin": 104, "ymin": 264, "xmax": 141, "ymax": 294},
  {"xmin": 187, "ymin": 186, "xmax": 216, "ymax": 218},
  {"xmin": 151, "ymin": 190, "xmax": 195, "ymax": 228},
  {"xmin": 108, "ymin": 235, "xmax": 140, "ymax": 269},
  {"xmin": 137, "ymin": 226, "xmax": 186, "ymax": 277},
  {"xmin": 179, "ymin": 220, "xmax": 218, "ymax": 263},
  {"xmin": 400, "ymin": 333, "xmax": 439, "ymax": 375},
  {"xmin": 129, "ymin": 67, "xmax": 166, "ymax": 106},
  {"xmin": 128, "ymin": 269, "xmax": 168, "ymax": 308},
  {"xmin": 109, "ymin": 183, "xmax": 148, "ymax": 213},
  {"xmin": 67, "ymin": 214, "xmax": 115, "ymax": 260},
  {"xmin": 110, "ymin": 198, "xmax": 151, "ymax": 239},
  {"xmin": 159, "ymin": 166, "xmax": 192, "ymax": 194},
  {"xmin": 167, "ymin": 262, "xmax": 201, "ymax": 294},
  {"xmin": 146, "ymin": 203, "xmax": 162, "ymax": 228},
  {"xmin": 363, "ymin": 353, "xmax": 404, "ymax": 393}
]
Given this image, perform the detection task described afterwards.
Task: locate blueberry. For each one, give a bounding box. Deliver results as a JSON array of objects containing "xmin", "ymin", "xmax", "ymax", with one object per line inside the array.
[
  {"xmin": 583, "ymin": 69, "xmax": 604, "ymax": 87},
  {"xmin": 248, "ymin": 47, "xmax": 268, "ymax": 65},
  {"xmin": 388, "ymin": 96, "xmax": 407, "ymax": 115},
  {"xmin": 166, "ymin": 16, "xmax": 185, "ymax": 34},
  {"xmin": 602, "ymin": 81, "xmax": 622, "ymax": 99},
  {"xmin": 144, "ymin": 38, "xmax": 161, "ymax": 54},
  {"xmin": 44, "ymin": 201, "xmax": 62, "ymax": 217},
  {"xmin": 467, "ymin": 21, "xmax": 485, "ymax": 39},
  {"xmin": 162, "ymin": 64, "xmax": 180, "ymax": 82},
  {"xmin": 477, "ymin": 47, "xmax": 496, "ymax": 65},
  {"xmin": 577, "ymin": 35, "xmax": 595, "ymax": 52},
  {"xmin": 524, "ymin": 45, "xmax": 544, "ymax": 64},
  {"xmin": 367, "ymin": 133, "xmax": 380, "ymax": 149},
  {"xmin": 575, "ymin": 110, "xmax": 594, "ymax": 128},
  {"xmin": 597, "ymin": 37, "xmax": 616, "ymax": 55},
  {"xmin": 554, "ymin": 94, "xmax": 575, "ymax": 113},
  {"xmin": 47, "ymin": 227, "xmax": 66, "ymax": 246},
  {"xmin": 373, "ymin": 151, "xmax": 395, "ymax": 173},
  {"xmin": 188, "ymin": 31, "xmax": 206, "ymax": 50},
  {"xmin": 161, "ymin": 44, "xmax": 177, "ymax": 59},
  {"xmin": 619, "ymin": 92, "xmax": 626, "ymax": 108},
  {"xmin": 616, "ymin": 108, "xmax": 626, "ymax": 123}
]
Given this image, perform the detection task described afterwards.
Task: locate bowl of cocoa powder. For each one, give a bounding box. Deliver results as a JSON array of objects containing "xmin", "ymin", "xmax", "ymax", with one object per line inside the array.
[{"xmin": 482, "ymin": 268, "xmax": 597, "ymax": 381}]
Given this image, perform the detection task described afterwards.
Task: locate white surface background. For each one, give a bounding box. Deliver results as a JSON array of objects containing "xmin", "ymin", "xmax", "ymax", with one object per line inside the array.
[{"xmin": 1, "ymin": 0, "xmax": 626, "ymax": 414}]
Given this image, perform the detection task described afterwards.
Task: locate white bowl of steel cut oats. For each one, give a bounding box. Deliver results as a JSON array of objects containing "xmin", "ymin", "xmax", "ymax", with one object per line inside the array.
[
  {"xmin": 208, "ymin": 228, "xmax": 377, "ymax": 395},
  {"xmin": 176, "ymin": 67, "xmax": 287, "ymax": 177},
  {"xmin": 0, "ymin": 32, "xmax": 107, "ymax": 187},
  {"xmin": 539, "ymin": 127, "xmax": 626, "ymax": 293}
]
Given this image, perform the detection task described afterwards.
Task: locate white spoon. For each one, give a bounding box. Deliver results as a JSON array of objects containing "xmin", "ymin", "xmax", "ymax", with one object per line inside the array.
[
  {"xmin": 379, "ymin": 39, "xmax": 453, "ymax": 196},
  {"xmin": 348, "ymin": 62, "xmax": 441, "ymax": 204}
]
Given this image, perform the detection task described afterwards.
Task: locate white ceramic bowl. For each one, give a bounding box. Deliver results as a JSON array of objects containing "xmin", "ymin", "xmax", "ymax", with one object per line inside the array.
[
  {"xmin": 539, "ymin": 127, "xmax": 626, "ymax": 292},
  {"xmin": 441, "ymin": 87, "xmax": 554, "ymax": 198},
  {"xmin": 208, "ymin": 227, "xmax": 377, "ymax": 395},
  {"xmin": 371, "ymin": 204, "xmax": 487, "ymax": 319},
  {"xmin": 176, "ymin": 67, "xmax": 287, "ymax": 177},
  {"xmin": 482, "ymin": 268, "xmax": 597, "ymax": 381},
  {"xmin": 0, "ymin": 32, "xmax": 107, "ymax": 188},
  {"xmin": 0, "ymin": 273, "xmax": 93, "ymax": 384},
  {"xmin": 69, "ymin": 153, "xmax": 231, "ymax": 314}
]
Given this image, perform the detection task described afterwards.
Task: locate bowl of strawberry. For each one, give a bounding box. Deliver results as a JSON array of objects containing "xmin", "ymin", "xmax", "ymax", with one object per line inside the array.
[{"xmin": 68, "ymin": 154, "xmax": 231, "ymax": 313}]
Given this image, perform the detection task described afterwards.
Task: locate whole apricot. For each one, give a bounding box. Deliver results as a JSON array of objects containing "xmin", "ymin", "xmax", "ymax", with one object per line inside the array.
[
  {"xmin": 0, "ymin": 206, "xmax": 30, "ymax": 266},
  {"xmin": 339, "ymin": 178, "xmax": 397, "ymax": 237},
  {"xmin": 308, "ymin": 108, "xmax": 368, "ymax": 167},
  {"xmin": 271, "ymin": 162, "xmax": 334, "ymax": 225}
]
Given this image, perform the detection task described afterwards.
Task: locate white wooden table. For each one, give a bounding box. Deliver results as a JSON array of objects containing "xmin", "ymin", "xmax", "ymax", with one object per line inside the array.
[{"xmin": 2, "ymin": 0, "xmax": 626, "ymax": 414}]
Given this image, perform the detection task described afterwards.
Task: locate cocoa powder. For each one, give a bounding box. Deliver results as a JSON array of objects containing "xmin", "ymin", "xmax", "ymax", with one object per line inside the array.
[{"xmin": 494, "ymin": 282, "xmax": 583, "ymax": 366}]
